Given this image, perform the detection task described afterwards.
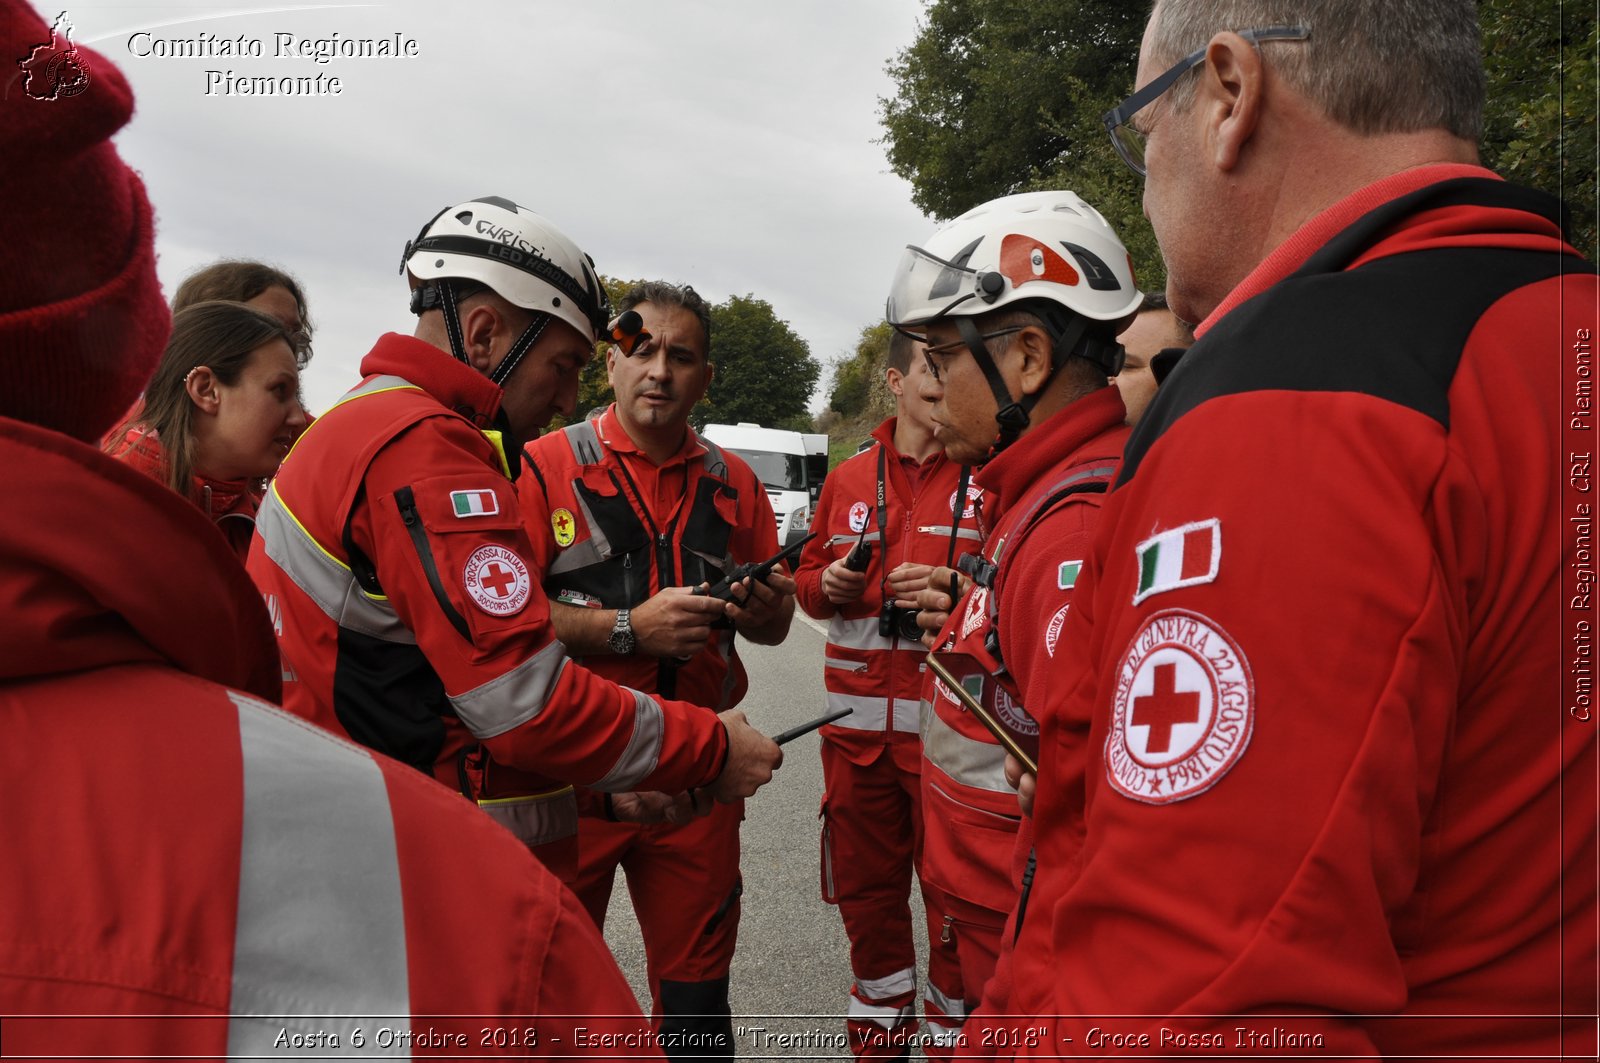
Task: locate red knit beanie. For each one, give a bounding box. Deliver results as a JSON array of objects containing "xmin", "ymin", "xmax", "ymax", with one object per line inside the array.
[{"xmin": 1, "ymin": 1, "xmax": 169, "ymax": 442}]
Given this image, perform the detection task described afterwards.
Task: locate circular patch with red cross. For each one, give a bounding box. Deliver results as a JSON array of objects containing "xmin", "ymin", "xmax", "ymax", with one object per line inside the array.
[
  {"xmin": 993, "ymin": 683, "xmax": 1038, "ymax": 737},
  {"xmin": 1105, "ymin": 608, "xmax": 1253, "ymax": 805},
  {"xmin": 462, "ymin": 545, "xmax": 532, "ymax": 616},
  {"xmin": 848, "ymin": 501, "xmax": 870, "ymax": 533},
  {"xmin": 949, "ymin": 485, "xmax": 982, "ymax": 520}
]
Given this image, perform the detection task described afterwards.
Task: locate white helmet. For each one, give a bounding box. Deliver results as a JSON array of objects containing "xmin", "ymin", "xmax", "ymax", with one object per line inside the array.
[
  {"xmin": 402, "ymin": 196, "xmax": 609, "ymax": 345},
  {"xmin": 885, "ymin": 190, "xmax": 1142, "ymax": 456},
  {"xmin": 886, "ymin": 190, "xmax": 1141, "ymax": 330}
]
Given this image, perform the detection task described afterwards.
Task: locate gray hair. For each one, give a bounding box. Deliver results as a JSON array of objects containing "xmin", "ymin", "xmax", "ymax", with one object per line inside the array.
[{"xmin": 1147, "ymin": 0, "xmax": 1483, "ymax": 140}]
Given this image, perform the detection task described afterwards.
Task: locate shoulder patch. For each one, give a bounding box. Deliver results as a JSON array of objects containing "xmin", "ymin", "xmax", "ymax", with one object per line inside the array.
[
  {"xmin": 1133, "ymin": 519, "xmax": 1220, "ymax": 604},
  {"xmin": 1105, "ymin": 608, "xmax": 1253, "ymax": 805},
  {"xmin": 848, "ymin": 500, "xmax": 870, "ymax": 533},
  {"xmin": 450, "ymin": 488, "xmax": 500, "ymax": 518},
  {"xmin": 1058, "ymin": 560, "xmax": 1083, "ymax": 589},
  {"xmin": 463, "ymin": 545, "xmax": 532, "ymax": 617},
  {"xmin": 551, "ymin": 507, "xmax": 577, "ymax": 547}
]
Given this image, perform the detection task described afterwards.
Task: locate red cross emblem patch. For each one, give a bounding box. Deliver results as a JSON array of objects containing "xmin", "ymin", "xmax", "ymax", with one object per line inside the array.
[
  {"xmin": 462, "ymin": 544, "xmax": 532, "ymax": 617},
  {"xmin": 1105, "ymin": 608, "xmax": 1253, "ymax": 805}
]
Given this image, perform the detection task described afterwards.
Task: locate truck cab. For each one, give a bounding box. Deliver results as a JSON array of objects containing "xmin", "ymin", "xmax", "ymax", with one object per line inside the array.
[{"xmin": 701, "ymin": 422, "xmax": 828, "ymax": 547}]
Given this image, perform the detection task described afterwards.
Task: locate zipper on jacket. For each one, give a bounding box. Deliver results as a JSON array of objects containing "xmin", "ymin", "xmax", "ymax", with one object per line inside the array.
[{"xmin": 396, "ymin": 486, "xmax": 471, "ymax": 641}]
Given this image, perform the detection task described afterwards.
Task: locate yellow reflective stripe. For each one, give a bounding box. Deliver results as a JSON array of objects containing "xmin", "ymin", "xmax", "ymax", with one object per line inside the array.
[
  {"xmin": 477, "ymin": 785, "xmax": 575, "ymax": 807},
  {"xmin": 481, "ymin": 428, "xmax": 513, "ymax": 478}
]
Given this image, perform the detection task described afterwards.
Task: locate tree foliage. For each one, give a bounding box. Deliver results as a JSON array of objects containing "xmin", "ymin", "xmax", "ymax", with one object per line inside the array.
[
  {"xmin": 881, "ymin": 0, "xmax": 1596, "ymax": 282},
  {"xmin": 572, "ymin": 280, "xmax": 821, "ymax": 432},
  {"xmin": 702, "ymin": 294, "xmax": 821, "ymax": 431},
  {"xmin": 1480, "ymin": 0, "xmax": 1596, "ymax": 258},
  {"xmin": 879, "ymin": 0, "xmax": 1162, "ymax": 289},
  {"xmin": 828, "ymin": 320, "xmax": 896, "ymax": 422}
]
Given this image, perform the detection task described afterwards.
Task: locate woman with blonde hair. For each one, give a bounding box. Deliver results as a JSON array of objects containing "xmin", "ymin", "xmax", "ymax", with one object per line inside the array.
[{"xmin": 106, "ymin": 300, "xmax": 307, "ymax": 557}]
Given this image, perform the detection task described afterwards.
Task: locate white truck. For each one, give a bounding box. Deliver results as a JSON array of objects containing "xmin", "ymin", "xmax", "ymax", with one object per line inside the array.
[{"xmin": 701, "ymin": 422, "xmax": 829, "ymax": 547}]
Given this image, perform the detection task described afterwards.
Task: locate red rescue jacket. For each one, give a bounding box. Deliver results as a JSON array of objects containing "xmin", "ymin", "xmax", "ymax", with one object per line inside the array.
[
  {"xmin": 1003, "ymin": 167, "xmax": 1599, "ymax": 1058},
  {"xmin": 0, "ymin": 416, "xmax": 655, "ymax": 1057},
  {"xmin": 247, "ymin": 334, "xmax": 728, "ymax": 802},
  {"xmin": 106, "ymin": 425, "xmax": 263, "ymax": 559},
  {"xmin": 796, "ymin": 417, "xmax": 983, "ymax": 767},
  {"xmin": 922, "ymin": 389, "xmax": 1128, "ymax": 915}
]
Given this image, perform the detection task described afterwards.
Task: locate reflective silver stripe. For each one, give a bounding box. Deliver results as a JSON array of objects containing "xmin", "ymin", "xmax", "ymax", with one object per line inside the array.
[
  {"xmin": 591, "ymin": 687, "xmax": 666, "ymax": 790},
  {"xmin": 449, "ymin": 640, "xmax": 568, "ymax": 738},
  {"xmin": 825, "ymin": 692, "xmax": 920, "ymax": 734},
  {"xmin": 564, "ymin": 418, "xmax": 605, "ymax": 465},
  {"xmin": 856, "ymin": 966, "xmax": 916, "ymax": 1000},
  {"xmin": 479, "ymin": 788, "xmax": 579, "ymax": 849},
  {"xmin": 928, "ymin": 1022, "xmax": 966, "ymax": 1047},
  {"xmin": 337, "ymin": 373, "xmax": 423, "ymax": 405},
  {"xmin": 828, "ymin": 614, "xmax": 895, "ymax": 653},
  {"xmin": 848, "ymin": 995, "xmax": 913, "ymax": 1028},
  {"xmin": 926, "ymin": 983, "xmax": 967, "ymax": 1020},
  {"xmin": 922, "ymin": 706, "xmax": 1012, "ymax": 793},
  {"xmin": 256, "ymin": 486, "xmax": 414, "ymax": 644},
  {"xmin": 828, "ymin": 532, "xmax": 883, "ymax": 547},
  {"xmin": 227, "ymin": 692, "xmax": 409, "ymax": 1056}
]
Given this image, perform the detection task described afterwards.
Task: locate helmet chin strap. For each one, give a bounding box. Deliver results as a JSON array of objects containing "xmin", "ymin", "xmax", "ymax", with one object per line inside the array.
[
  {"xmin": 957, "ymin": 309, "xmax": 1121, "ymax": 459},
  {"xmin": 424, "ymin": 279, "xmax": 552, "ymax": 389}
]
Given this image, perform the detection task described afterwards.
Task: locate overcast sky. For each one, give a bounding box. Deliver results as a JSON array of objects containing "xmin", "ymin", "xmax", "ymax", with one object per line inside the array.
[{"xmin": 47, "ymin": 0, "xmax": 942, "ymax": 416}]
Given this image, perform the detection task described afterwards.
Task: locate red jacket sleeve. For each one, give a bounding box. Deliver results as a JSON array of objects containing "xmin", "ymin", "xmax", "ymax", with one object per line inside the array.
[
  {"xmin": 1020, "ymin": 391, "xmax": 1459, "ymax": 1054},
  {"xmin": 354, "ymin": 416, "xmax": 726, "ymax": 793}
]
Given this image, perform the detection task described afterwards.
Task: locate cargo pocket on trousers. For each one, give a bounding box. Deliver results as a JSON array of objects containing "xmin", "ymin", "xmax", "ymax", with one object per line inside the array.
[{"xmin": 820, "ymin": 796, "xmax": 840, "ymax": 904}]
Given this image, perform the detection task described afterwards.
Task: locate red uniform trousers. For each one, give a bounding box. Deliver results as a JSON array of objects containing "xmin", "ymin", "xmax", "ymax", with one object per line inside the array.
[
  {"xmin": 574, "ymin": 800, "xmax": 746, "ymax": 1035},
  {"xmin": 820, "ymin": 732, "xmax": 924, "ymax": 1057}
]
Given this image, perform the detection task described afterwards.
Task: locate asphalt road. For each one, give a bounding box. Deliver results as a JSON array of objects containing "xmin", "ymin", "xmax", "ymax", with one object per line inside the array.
[{"xmin": 600, "ymin": 613, "xmax": 930, "ymax": 1058}]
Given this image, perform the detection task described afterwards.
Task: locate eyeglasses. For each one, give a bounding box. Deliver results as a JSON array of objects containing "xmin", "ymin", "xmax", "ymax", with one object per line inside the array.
[
  {"xmin": 920, "ymin": 326, "xmax": 1025, "ymax": 384},
  {"xmin": 1101, "ymin": 25, "xmax": 1310, "ymax": 178}
]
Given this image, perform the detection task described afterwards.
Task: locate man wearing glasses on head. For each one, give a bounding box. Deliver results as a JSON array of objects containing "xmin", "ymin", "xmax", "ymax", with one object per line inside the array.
[{"xmin": 985, "ymin": 1, "xmax": 1597, "ymax": 1058}]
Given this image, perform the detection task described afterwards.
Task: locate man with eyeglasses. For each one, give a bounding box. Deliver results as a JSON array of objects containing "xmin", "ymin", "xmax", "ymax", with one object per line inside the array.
[
  {"xmin": 992, "ymin": 1, "xmax": 1598, "ymax": 1057},
  {"xmin": 885, "ymin": 189, "xmax": 1142, "ymax": 1055},
  {"xmin": 794, "ymin": 327, "xmax": 984, "ymax": 1059}
]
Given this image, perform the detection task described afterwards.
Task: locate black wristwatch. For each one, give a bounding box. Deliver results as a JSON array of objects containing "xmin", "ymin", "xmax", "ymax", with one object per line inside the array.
[{"xmin": 607, "ymin": 607, "xmax": 636, "ymax": 655}]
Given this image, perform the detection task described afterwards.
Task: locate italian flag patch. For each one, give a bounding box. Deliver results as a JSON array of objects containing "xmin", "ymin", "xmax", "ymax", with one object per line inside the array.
[
  {"xmin": 1133, "ymin": 519, "xmax": 1220, "ymax": 604},
  {"xmin": 1058, "ymin": 560, "xmax": 1082, "ymax": 589},
  {"xmin": 450, "ymin": 489, "xmax": 500, "ymax": 518}
]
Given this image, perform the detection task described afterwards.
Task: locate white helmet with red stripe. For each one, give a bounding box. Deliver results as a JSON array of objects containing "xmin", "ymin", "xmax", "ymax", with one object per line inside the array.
[{"xmin": 887, "ymin": 189, "xmax": 1141, "ymax": 331}]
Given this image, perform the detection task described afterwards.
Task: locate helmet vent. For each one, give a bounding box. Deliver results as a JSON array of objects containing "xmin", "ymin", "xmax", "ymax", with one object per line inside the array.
[
  {"xmin": 1052, "ymin": 203, "xmax": 1083, "ymax": 216},
  {"xmin": 455, "ymin": 211, "xmax": 474, "ymax": 225}
]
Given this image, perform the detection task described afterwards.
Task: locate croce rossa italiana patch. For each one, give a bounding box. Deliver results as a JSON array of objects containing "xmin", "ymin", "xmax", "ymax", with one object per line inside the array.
[{"xmin": 1105, "ymin": 608, "xmax": 1254, "ymax": 804}]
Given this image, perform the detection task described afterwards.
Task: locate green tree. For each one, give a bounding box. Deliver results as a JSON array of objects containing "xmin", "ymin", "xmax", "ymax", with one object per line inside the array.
[
  {"xmin": 1481, "ymin": 0, "xmax": 1596, "ymax": 258},
  {"xmin": 881, "ymin": 0, "xmax": 1596, "ymax": 280},
  {"xmin": 702, "ymin": 294, "xmax": 821, "ymax": 431},
  {"xmin": 879, "ymin": 0, "xmax": 1162, "ymax": 288},
  {"xmin": 828, "ymin": 320, "xmax": 896, "ymax": 420}
]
